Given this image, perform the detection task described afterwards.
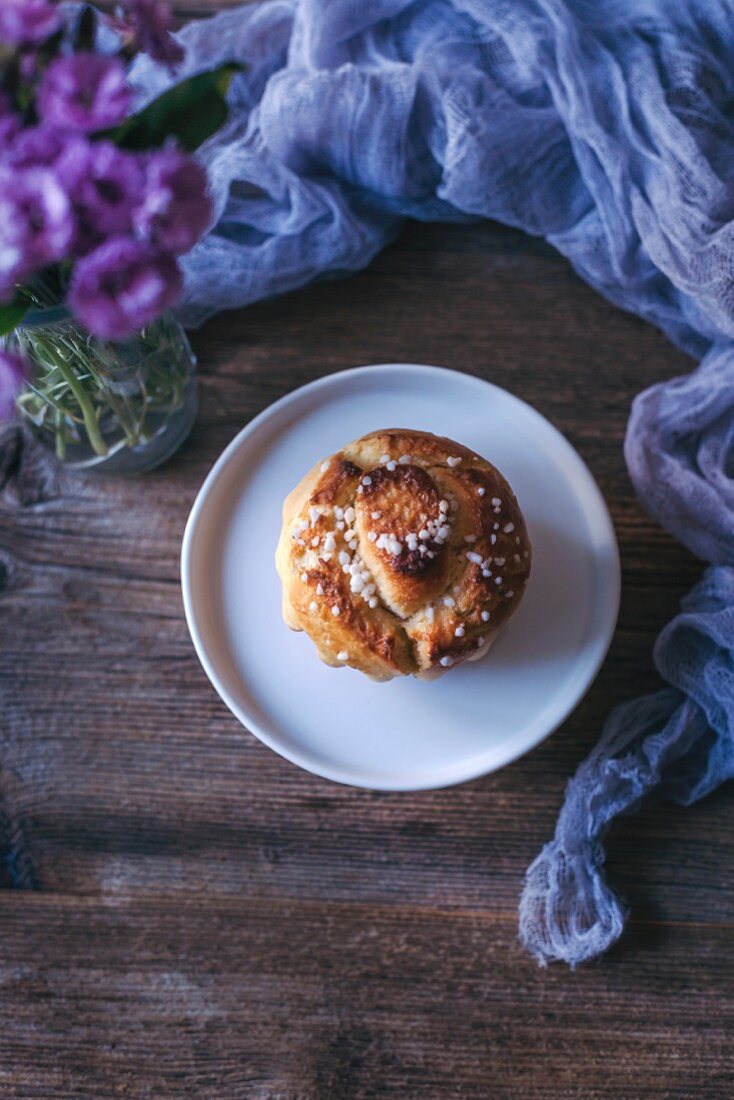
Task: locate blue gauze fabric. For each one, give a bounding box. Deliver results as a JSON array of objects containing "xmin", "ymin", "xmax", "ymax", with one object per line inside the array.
[{"xmin": 131, "ymin": 0, "xmax": 734, "ymax": 965}]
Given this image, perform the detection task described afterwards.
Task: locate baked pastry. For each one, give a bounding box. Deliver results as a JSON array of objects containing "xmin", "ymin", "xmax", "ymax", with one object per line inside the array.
[{"xmin": 275, "ymin": 428, "xmax": 532, "ymax": 681}]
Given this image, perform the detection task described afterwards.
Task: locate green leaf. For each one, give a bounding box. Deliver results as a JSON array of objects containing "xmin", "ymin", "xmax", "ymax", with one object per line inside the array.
[
  {"xmin": 107, "ymin": 63, "xmax": 243, "ymax": 154},
  {"xmin": 0, "ymin": 299, "xmax": 29, "ymax": 338}
]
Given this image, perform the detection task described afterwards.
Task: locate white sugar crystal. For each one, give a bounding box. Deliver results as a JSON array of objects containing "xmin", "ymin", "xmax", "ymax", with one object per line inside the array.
[
  {"xmin": 506, "ymin": 590, "xmax": 514, "ymax": 598},
  {"xmin": 466, "ymin": 551, "xmax": 483, "ymax": 564},
  {"xmin": 477, "ymin": 636, "xmax": 485, "ymax": 647},
  {"xmin": 323, "ymin": 533, "xmax": 336, "ymax": 552},
  {"xmin": 337, "ymin": 651, "xmax": 349, "ymax": 661},
  {"xmin": 331, "ymin": 605, "xmax": 340, "ymax": 616},
  {"xmin": 443, "ymin": 596, "xmax": 455, "ymax": 607},
  {"xmin": 477, "ymin": 487, "xmax": 485, "ymax": 497},
  {"xmin": 379, "ymin": 454, "xmax": 390, "ymax": 464},
  {"xmin": 439, "ymin": 499, "xmax": 449, "ymax": 513},
  {"xmin": 338, "ymin": 550, "xmax": 350, "ymax": 565},
  {"xmin": 350, "ymin": 575, "xmax": 365, "ymax": 593},
  {"xmin": 504, "ymin": 522, "xmax": 515, "ymax": 533},
  {"xmin": 495, "ymin": 576, "xmax": 503, "ymax": 585},
  {"xmin": 362, "ymin": 475, "xmax": 372, "ymax": 486},
  {"xmin": 348, "ymin": 539, "xmax": 358, "ymax": 551},
  {"xmin": 300, "ymin": 571, "xmax": 308, "ymax": 582},
  {"xmin": 371, "ymin": 511, "xmax": 381, "ymax": 520},
  {"xmin": 425, "ymin": 606, "xmax": 435, "ymax": 623},
  {"xmin": 386, "ymin": 460, "xmax": 397, "ymax": 471},
  {"xmin": 438, "ymin": 525, "xmax": 451, "ymax": 540},
  {"xmin": 344, "ymin": 529, "xmax": 355, "ymax": 541},
  {"xmin": 439, "ymin": 656, "xmax": 454, "ymax": 667},
  {"xmin": 309, "ymin": 506, "xmax": 320, "ymax": 524},
  {"xmin": 455, "ymin": 625, "xmax": 465, "ymax": 637},
  {"xmin": 398, "ymin": 454, "xmax": 411, "ymax": 464},
  {"xmin": 344, "ymin": 507, "xmax": 355, "ymax": 524},
  {"xmin": 490, "ymin": 534, "xmax": 497, "ymax": 545},
  {"xmin": 368, "ymin": 531, "xmax": 377, "ymax": 542},
  {"xmin": 447, "ymin": 456, "xmax": 461, "ymax": 467},
  {"xmin": 334, "ymin": 506, "xmax": 344, "ymax": 520},
  {"xmin": 316, "ymin": 584, "xmax": 324, "ymax": 596},
  {"xmin": 491, "ymin": 497, "xmax": 501, "ymax": 507},
  {"xmin": 321, "ymin": 461, "xmax": 330, "ymax": 472},
  {"xmin": 481, "ymin": 610, "xmax": 491, "ymax": 622},
  {"xmin": 419, "ymin": 529, "xmax": 430, "ymax": 540},
  {"xmin": 368, "ymin": 597, "xmax": 378, "ymax": 609},
  {"xmin": 311, "ymin": 537, "xmax": 319, "ymax": 547}
]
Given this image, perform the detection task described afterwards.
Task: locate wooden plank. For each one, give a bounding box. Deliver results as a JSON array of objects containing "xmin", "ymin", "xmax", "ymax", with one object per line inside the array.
[{"xmin": 0, "ymin": 893, "xmax": 731, "ymax": 1099}]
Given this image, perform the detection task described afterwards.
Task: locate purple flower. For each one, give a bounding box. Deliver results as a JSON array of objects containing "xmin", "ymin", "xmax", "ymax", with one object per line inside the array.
[
  {"xmin": 38, "ymin": 53, "xmax": 131, "ymax": 133},
  {"xmin": 121, "ymin": 0, "xmax": 184, "ymax": 69},
  {"xmin": 136, "ymin": 148, "xmax": 212, "ymax": 254},
  {"xmin": 0, "ymin": 93, "xmax": 21, "ymax": 148},
  {"xmin": 57, "ymin": 140, "xmax": 146, "ymax": 250},
  {"xmin": 0, "ymin": 166, "xmax": 75, "ymax": 296},
  {"xmin": 1, "ymin": 124, "xmax": 70, "ymax": 169},
  {"xmin": 0, "ymin": 350, "xmax": 29, "ymax": 421},
  {"xmin": 0, "ymin": 0, "xmax": 61, "ymax": 45},
  {"xmin": 69, "ymin": 238, "xmax": 182, "ymax": 340}
]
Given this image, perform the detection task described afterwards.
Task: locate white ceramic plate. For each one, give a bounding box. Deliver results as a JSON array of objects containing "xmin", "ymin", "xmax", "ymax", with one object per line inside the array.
[{"xmin": 181, "ymin": 364, "xmax": 619, "ymax": 790}]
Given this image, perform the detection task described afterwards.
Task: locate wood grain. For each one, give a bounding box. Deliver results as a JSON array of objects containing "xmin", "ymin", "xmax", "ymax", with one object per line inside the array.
[{"xmin": 1, "ymin": 215, "xmax": 731, "ymax": 1093}]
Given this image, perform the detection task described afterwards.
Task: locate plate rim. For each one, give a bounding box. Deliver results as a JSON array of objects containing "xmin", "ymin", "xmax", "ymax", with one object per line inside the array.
[{"xmin": 181, "ymin": 362, "xmax": 621, "ymax": 790}]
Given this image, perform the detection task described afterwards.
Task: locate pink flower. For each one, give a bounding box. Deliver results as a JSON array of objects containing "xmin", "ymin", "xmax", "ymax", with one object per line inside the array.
[
  {"xmin": 56, "ymin": 140, "xmax": 146, "ymax": 251},
  {"xmin": 121, "ymin": 0, "xmax": 184, "ymax": 69},
  {"xmin": 38, "ymin": 53, "xmax": 131, "ymax": 133},
  {"xmin": 0, "ymin": 93, "xmax": 21, "ymax": 148},
  {"xmin": 0, "ymin": 350, "xmax": 29, "ymax": 421},
  {"xmin": 0, "ymin": 166, "xmax": 75, "ymax": 297},
  {"xmin": 0, "ymin": 0, "xmax": 61, "ymax": 45},
  {"xmin": 136, "ymin": 147, "xmax": 212, "ymax": 254},
  {"xmin": 1, "ymin": 124, "xmax": 70, "ymax": 169},
  {"xmin": 69, "ymin": 238, "xmax": 182, "ymax": 340}
]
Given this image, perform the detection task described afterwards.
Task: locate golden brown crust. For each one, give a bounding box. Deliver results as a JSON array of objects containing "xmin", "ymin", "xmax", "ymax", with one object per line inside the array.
[{"xmin": 275, "ymin": 428, "xmax": 532, "ymax": 681}]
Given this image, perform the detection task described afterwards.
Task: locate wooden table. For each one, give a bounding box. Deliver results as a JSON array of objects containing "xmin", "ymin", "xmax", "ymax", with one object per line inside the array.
[{"xmin": 2, "ymin": 45, "xmax": 733, "ymax": 1100}]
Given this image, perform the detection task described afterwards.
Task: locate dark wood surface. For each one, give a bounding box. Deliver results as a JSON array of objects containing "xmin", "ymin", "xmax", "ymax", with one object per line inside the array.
[{"xmin": 2, "ymin": 213, "xmax": 733, "ymax": 1094}]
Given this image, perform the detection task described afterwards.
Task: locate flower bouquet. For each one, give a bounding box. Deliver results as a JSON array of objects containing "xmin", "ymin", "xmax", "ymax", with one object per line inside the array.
[{"xmin": 0, "ymin": 0, "xmax": 237, "ymax": 471}]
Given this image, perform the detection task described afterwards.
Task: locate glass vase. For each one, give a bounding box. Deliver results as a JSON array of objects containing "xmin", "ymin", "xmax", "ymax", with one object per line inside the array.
[{"xmin": 5, "ymin": 306, "xmax": 198, "ymax": 474}]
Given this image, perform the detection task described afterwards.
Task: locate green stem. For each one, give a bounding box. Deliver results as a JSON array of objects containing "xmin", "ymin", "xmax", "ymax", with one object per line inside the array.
[
  {"xmin": 42, "ymin": 344, "xmax": 109, "ymax": 456},
  {"xmin": 55, "ymin": 407, "xmax": 66, "ymax": 460}
]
